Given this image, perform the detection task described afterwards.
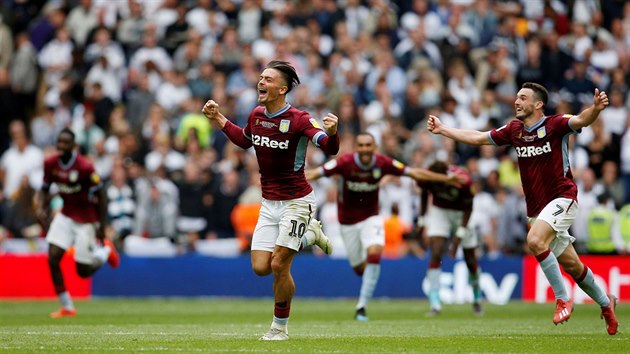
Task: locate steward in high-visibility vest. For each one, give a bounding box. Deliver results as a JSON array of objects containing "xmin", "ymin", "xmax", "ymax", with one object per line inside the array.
[
  {"xmin": 618, "ymin": 204, "xmax": 630, "ymax": 252},
  {"xmin": 586, "ymin": 195, "xmax": 617, "ymax": 254}
]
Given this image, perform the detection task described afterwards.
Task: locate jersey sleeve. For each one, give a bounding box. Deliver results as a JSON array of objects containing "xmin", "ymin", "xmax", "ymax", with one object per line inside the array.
[
  {"xmin": 381, "ymin": 156, "xmax": 407, "ymax": 176},
  {"xmin": 321, "ymin": 155, "xmax": 345, "ymax": 177},
  {"xmin": 300, "ymin": 113, "xmax": 339, "ymax": 154},
  {"xmin": 488, "ymin": 120, "xmax": 516, "ymax": 146},
  {"xmin": 42, "ymin": 159, "xmax": 53, "ymax": 190},
  {"xmin": 85, "ymin": 162, "xmax": 102, "ymax": 192},
  {"xmin": 553, "ymin": 113, "xmax": 580, "ymax": 135}
]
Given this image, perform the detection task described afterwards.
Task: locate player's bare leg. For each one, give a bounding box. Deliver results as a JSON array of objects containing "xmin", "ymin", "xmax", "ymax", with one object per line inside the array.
[
  {"xmin": 426, "ymin": 237, "xmax": 447, "ymax": 316},
  {"xmin": 557, "ymin": 244, "xmax": 618, "ymax": 335},
  {"xmin": 260, "ymin": 246, "xmax": 295, "ymax": 341},
  {"xmin": 354, "ymin": 245, "xmax": 382, "ymax": 321},
  {"xmin": 48, "ymin": 244, "xmax": 77, "ymax": 318},
  {"xmin": 527, "ymin": 220, "xmax": 572, "ymax": 325},
  {"xmin": 251, "ymin": 250, "xmax": 272, "ymax": 276},
  {"xmin": 463, "ymin": 247, "xmax": 483, "ymax": 315}
]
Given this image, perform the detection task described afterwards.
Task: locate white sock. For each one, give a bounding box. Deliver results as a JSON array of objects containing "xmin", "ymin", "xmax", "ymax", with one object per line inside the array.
[
  {"xmin": 427, "ymin": 268, "xmax": 440, "ymax": 293},
  {"xmin": 357, "ymin": 263, "xmax": 381, "ymax": 309},
  {"xmin": 59, "ymin": 291, "xmax": 74, "ymax": 310},
  {"xmin": 92, "ymin": 245, "xmax": 111, "ymax": 265},
  {"xmin": 271, "ymin": 317, "xmax": 288, "ymax": 333},
  {"xmin": 537, "ymin": 251, "xmax": 569, "ymax": 301},
  {"xmin": 577, "ymin": 267, "xmax": 609, "ymax": 307}
]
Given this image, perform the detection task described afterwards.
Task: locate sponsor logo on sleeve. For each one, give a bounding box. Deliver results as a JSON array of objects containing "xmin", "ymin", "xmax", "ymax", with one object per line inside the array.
[
  {"xmin": 392, "ymin": 159, "xmax": 405, "ymax": 170},
  {"xmin": 91, "ymin": 172, "xmax": 100, "ymax": 185},
  {"xmin": 309, "ymin": 118, "xmax": 321, "ymax": 129}
]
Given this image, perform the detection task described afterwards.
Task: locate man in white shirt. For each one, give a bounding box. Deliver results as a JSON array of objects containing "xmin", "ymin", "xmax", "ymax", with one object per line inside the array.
[{"xmin": 0, "ymin": 120, "xmax": 44, "ymax": 207}]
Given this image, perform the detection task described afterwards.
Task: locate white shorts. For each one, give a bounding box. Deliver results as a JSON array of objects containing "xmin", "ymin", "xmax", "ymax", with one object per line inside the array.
[
  {"xmin": 426, "ymin": 206, "xmax": 478, "ymax": 249},
  {"xmin": 529, "ymin": 197, "xmax": 577, "ymax": 257},
  {"xmin": 340, "ymin": 215, "xmax": 384, "ymax": 267},
  {"xmin": 46, "ymin": 213, "xmax": 98, "ymax": 265},
  {"xmin": 251, "ymin": 192, "xmax": 316, "ymax": 252}
]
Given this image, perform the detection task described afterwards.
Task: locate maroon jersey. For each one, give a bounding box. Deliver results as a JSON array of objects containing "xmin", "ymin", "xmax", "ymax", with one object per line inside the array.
[
  {"xmin": 418, "ymin": 165, "xmax": 473, "ymax": 211},
  {"xmin": 223, "ymin": 104, "xmax": 339, "ymax": 200},
  {"xmin": 321, "ymin": 152, "xmax": 407, "ymax": 224},
  {"xmin": 489, "ymin": 113, "xmax": 579, "ymax": 217},
  {"xmin": 43, "ymin": 153, "xmax": 102, "ymax": 223}
]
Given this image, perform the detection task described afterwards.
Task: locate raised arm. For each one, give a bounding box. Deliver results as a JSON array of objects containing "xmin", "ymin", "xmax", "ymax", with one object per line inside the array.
[
  {"xmin": 569, "ymin": 88, "xmax": 609, "ymax": 130},
  {"xmin": 427, "ymin": 115, "xmax": 492, "ymax": 146},
  {"xmin": 316, "ymin": 113, "xmax": 340, "ymax": 155},
  {"xmin": 202, "ymin": 99, "xmax": 253, "ymax": 149}
]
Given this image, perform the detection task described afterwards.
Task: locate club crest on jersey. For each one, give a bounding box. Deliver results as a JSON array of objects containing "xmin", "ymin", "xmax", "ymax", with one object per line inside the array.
[
  {"xmin": 372, "ymin": 168, "xmax": 382, "ymax": 179},
  {"xmin": 537, "ymin": 127, "xmax": 546, "ymax": 139},
  {"xmin": 279, "ymin": 119, "xmax": 290, "ymax": 133},
  {"xmin": 69, "ymin": 170, "xmax": 78, "ymax": 182}
]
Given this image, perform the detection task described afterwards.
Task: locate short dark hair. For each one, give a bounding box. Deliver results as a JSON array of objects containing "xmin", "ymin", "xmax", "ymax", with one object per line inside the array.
[
  {"xmin": 356, "ymin": 132, "xmax": 376, "ymax": 143},
  {"xmin": 59, "ymin": 127, "xmax": 75, "ymax": 142},
  {"xmin": 522, "ymin": 82, "xmax": 548, "ymax": 107},
  {"xmin": 266, "ymin": 60, "xmax": 300, "ymax": 93},
  {"xmin": 428, "ymin": 160, "xmax": 449, "ymax": 174}
]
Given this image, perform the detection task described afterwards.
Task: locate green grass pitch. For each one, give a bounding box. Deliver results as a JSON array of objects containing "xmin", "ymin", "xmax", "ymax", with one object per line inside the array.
[{"xmin": 0, "ymin": 298, "xmax": 626, "ymax": 353}]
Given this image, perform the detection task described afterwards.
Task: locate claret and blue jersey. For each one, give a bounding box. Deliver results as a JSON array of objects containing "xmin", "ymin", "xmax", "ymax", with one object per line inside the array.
[{"xmin": 488, "ymin": 113, "xmax": 579, "ymax": 217}]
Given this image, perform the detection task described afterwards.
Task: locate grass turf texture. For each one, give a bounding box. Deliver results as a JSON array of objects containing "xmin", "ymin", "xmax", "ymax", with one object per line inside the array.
[{"xmin": 0, "ymin": 299, "xmax": 626, "ymax": 353}]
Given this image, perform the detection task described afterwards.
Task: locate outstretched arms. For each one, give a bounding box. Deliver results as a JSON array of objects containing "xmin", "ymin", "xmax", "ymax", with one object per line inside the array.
[
  {"xmin": 569, "ymin": 88, "xmax": 609, "ymax": 130},
  {"xmin": 427, "ymin": 115, "xmax": 492, "ymax": 146},
  {"xmin": 406, "ymin": 167, "xmax": 466, "ymax": 187}
]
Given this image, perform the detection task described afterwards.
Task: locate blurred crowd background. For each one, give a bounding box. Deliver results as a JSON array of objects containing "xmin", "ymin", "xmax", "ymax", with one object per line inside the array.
[{"xmin": 1, "ymin": 0, "xmax": 630, "ymax": 258}]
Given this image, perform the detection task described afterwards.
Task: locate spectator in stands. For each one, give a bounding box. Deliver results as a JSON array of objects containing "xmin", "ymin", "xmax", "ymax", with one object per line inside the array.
[
  {"xmin": 116, "ymin": 0, "xmax": 146, "ymax": 57},
  {"xmin": 30, "ymin": 106, "xmax": 63, "ymax": 149},
  {"xmin": 66, "ymin": 0, "xmax": 98, "ymax": 48},
  {"xmin": 3, "ymin": 176, "xmax": 40, "ymax": 239},
  {"xmin": 599, "ymin": 161, "xmax": 625, "ymax": 210},
  {"xmin": 176, "ymin": 161, "xmax": 213, "ymax": 251},
  {"xmin": 145, "ymin": 132, "xmax": 186, "ymax": 177},
  {"xmin": 38, "ymin": 26, "xmax": 74, "ymax": 90},
  {"xmin": 383, "ymin": 203, "xmax": 410, "ymax": 259},
  {"xmin": 9, "ymin": 32, "xmax": 38, "ymax": 119},
  {"xmin": 125, "ymin": 74, "xmax": 153, "ymax": 134},
  {"xmin": 211, "ymin": 169, "xmax": 243, "ymax": 239},
  {"xmin": 162, "ymin": 4, "xmax": 190, "ymax": 55},
  {"xmin": 73, "ymin": 109, "xmax": 105, "ymax": 156},
  {"xmin": 0, "ymin": 121, "xmax": 44, "ymax": 213},
  {"xmin": 133, "ymin": 173, "xmax": 179, "ymax": 241},
  {"xmin": 586, "ymin": 192, "xmax": 621, "ymax": 255},
  {"xmin": 176, "ymin": 97, "xmax": 213, "ymax": 150},
  {"xmin": 106, "ymin": 158, "xmax": 135, "ymax": 244}
]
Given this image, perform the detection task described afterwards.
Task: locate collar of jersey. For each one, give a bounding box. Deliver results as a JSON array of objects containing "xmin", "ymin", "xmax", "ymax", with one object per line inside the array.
[
  {"xmin": 58, "ymin": 151, "xmax": 78, "ymax": 170},
  {"xmin": 524, "ymin": 115, "xmax": 547, "ymax": 133},
  {"xmin": 353, "ymin": 153, "xmax": 376, "ymax": 170},
  {"xmin": 264, "ymin": 103, "xmax": 291, "ymax": 118}
]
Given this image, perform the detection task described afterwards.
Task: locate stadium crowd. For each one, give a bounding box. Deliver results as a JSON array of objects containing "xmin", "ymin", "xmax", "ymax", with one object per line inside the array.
[{"xmin": 1, "ymin": 0, "xmax": 630, "ymax": 257}]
